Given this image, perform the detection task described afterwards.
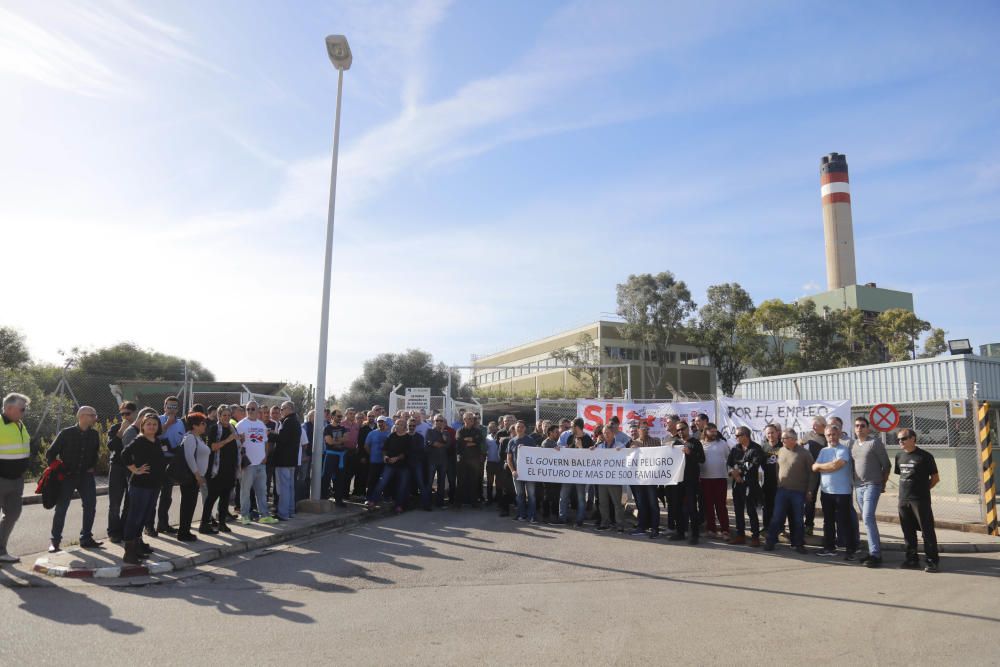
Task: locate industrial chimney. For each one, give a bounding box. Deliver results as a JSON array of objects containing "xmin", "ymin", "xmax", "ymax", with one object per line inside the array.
[{"xmin": 820, "ymin": 152, "xmax": 857, "ymax": 290}]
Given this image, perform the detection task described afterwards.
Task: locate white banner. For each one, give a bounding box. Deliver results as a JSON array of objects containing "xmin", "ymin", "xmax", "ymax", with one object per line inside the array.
[
  {"xmin": 404, "ymin": 387, "xmax": 431, "ymax": 413},
  {"xmin": 515, "ymin": 445, "xmax": 685, "ymax": 486},
  {"xmin": 718, "ymin": 398, "xmax": 852, "ymax": 444},
  {"xmin": 577, "ymin": 399, "xmax": 715, "ymax": 440}
]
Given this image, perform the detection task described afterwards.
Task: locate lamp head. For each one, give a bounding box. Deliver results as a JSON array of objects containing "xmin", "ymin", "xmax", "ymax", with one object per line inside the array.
[{"xmin": 326, "ymin": 35, "xmax": 352, "ymax": 70}]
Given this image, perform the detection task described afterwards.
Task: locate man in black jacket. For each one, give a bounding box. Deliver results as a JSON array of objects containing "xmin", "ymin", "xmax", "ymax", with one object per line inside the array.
[
  {"xmin": 667, "ymin": 421, "xmax": 704, "ymax": 544},
  {"xmin": 269, "ymin": 402, "xmax": 302, "ymax": 520},
  {"xmin": 47, "ymin": 406, "xmax": 103, "ymax": 552},
  {"xmin": 727, "ymin": 426, "xmax": 764, "ymax": 546}
]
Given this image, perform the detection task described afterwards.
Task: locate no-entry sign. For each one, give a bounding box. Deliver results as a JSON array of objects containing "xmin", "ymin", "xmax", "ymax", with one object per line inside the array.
[{"xmin": 869, "ymin": 403, "xmax": 900, "ymax": 432}]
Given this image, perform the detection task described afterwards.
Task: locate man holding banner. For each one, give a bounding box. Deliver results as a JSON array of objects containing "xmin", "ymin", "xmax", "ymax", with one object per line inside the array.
[
  {"xmin": 629, "ymin": 422, "xmax": 662, "ymax": 539},
  {"xmin": 667, "ymin": 421, "xmax": 703, "ymax": 545},
  {"xmin": 595, "ymin": 428, "xmax": 627, "ymax": 532}
]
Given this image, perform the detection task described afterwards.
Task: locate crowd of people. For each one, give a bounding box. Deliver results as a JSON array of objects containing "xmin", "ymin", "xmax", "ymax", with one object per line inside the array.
[{"xmin": 0, "ymin": 392, "xmax": 941, "ymax": 573}]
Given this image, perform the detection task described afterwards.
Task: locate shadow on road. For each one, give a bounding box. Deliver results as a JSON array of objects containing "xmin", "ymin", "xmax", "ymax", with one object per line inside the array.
[{"xmin": 0, "ymin": 569, "xmax": 143, "ymax": 634}]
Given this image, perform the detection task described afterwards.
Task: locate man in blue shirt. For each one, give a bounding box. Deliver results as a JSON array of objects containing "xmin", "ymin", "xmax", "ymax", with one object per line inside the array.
[
  {"xmin": 812, "ymin": 424, "xmax": 860, "ymax": 559},
  {"xmin": 151, "ymin": 396, "xmax": 186, "ymax": 535},
  {"xmin": 364, "ymin": 417, "xmax": 391, "ymax": 501}
]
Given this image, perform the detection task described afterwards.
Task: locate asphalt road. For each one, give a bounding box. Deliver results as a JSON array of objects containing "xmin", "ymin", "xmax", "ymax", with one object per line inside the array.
[{"xmin": 2, "ymin": 508, "xmax": 999, "ymax": 665}]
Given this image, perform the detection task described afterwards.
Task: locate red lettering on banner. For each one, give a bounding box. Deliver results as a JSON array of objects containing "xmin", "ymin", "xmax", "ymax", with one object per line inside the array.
[{"xmin": 583, "ymin": 405, "xmax": 603, "ymax": 429}]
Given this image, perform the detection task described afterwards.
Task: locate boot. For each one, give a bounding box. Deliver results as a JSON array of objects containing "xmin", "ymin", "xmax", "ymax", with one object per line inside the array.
[
  {"xmin": 138, "ymin": 540, "xmax": 153, "ymax": 557},
  {"xmin": 123, "ymin": 540, "xmax": 141, "ymax": 565},
  {"xmin": 727, "ymin": 533, "xmax": 746, "ymax": 545}
]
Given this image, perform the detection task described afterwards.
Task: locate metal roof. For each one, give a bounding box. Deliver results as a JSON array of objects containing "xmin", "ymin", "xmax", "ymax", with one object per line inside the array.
[{"xmin": 736, "ymin": 354, "xmax": 1000, "ymax": 405}]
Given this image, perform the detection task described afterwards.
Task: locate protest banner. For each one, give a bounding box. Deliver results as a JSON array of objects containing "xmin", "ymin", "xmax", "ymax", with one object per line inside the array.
[
  {"xmin": 718, "ymin": 398, "xmax": 851, "ymax": 443},
  {"xmin": 577, "ymin": 399, "xmax": 715, "ymax": 440},
  {"xmin": 515, "ymin": 445, "xmax": 685, "ymax": 486}
]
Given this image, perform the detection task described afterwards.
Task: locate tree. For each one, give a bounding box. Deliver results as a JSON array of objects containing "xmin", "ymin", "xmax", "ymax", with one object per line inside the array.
[
  {"xmin": 874, "ymin": 309, "xmax": 930, "ymax": 362},
  {"xmin": 616, "ymin": 272, "xmax": 695, "ymax": 397},
  {"xmin": 794, "ymin": 301, "xmax": 846, "ymax": 372},
  {"xmin": 748, "ymin": 299, "xmax": 799, "ymax": 376},
  {"xmin": 835, "ymin": 308, "xmax": 884, "ymax": 367},
  {"xmin": 550, "ymin": 334, "xmax": 601, "ymax": 396},
  {"xmin": 70, "ymin": 342, "xmax": 215, "ymax": 380},
  {"xmin": 920, "ymin": 328, "xmax": 948, "ymax": 359},
  {"xmin": 0, "ymin": 327, "xmax": 30, "ymax": 369},
  {"xmin": 689, "ymin": 283, "xmax": 761, "ymax": 396},
  {"xmin": 340, "ymin": 349, "xmax": 453, "ymax": 410}
]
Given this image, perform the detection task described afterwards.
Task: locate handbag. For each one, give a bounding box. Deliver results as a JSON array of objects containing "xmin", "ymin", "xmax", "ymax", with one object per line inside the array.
[{"xmin": 167, "ymin": 434, "xmax": 197, "ymax": 486}]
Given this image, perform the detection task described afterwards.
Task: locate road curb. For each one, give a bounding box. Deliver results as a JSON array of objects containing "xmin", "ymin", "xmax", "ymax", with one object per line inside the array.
[{"xmin": 31, "ymin": 507, "xmax": 379, "ymax": 579}]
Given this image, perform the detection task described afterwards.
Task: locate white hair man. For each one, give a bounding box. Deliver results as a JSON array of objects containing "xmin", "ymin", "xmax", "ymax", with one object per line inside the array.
[{"xmin": 0, "ymin": 393, "xmax": 31, "ymax": 563}]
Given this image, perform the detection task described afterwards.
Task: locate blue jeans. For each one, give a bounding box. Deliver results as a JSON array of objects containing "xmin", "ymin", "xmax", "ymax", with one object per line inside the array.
[
  {"xmin": 559, "ymin": 483, "xmax": 586, "ymax": 523},
  {"xmin": 632, "ymin": 485, "xmax": 660, "ymax": 531},
  {"xmin": 513, "ymin": 477, "xmax": 536, "ymax": 520},
  {"xmin": 275, "ymin": 467, "xmax": 296, "ymax": 519},
  {"xmin": 124, "ymin": 485, "xmax": 158, "ymax": 541},
  {"xmin": 51, "ymin": 472, "xmax": 96, "ymax": 542},
  {"xmin": 409, "ymin": 462, "xmax": 431, "ymax": 510},
  {"xmin": 767, "ymin": 487, "xmax": 805, "ymax": 547},
  {"xmin": 855, "ymin": 485, "xmax": 883, "ymax": 557},
  {"xmin": 369, "ymin": 466, "xmax": 409, "ymax": 507},
  {"xmin": 240, "ymin": 464, "xmax": 268, "ymax": 520}
]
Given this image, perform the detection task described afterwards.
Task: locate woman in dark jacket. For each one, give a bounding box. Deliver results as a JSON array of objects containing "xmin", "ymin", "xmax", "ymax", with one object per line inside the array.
[
  {"xmin": 120, "ymin": 413, "xmax": 166, "ymax": 564},
  {"xmin": 177, "ymin": 413, "xmax": 210, "ymax": 542},
  {"xmin": 202, "ymin": 406, "xmax": 239, "ymax": 533}
]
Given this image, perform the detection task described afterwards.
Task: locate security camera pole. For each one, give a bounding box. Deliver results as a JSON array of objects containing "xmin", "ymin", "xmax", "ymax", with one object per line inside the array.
[{"xmin": 311, "ymin": 35, "xmax": 352, "ymax": 501}]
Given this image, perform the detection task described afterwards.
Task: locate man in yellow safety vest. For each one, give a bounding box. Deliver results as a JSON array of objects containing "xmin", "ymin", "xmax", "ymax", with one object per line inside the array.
[{"xmin": 0, "ymin": 392, "xmax": 31, "ymax": 564}]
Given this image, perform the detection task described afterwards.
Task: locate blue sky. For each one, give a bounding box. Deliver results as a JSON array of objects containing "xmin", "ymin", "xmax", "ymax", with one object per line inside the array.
[{"xmin": 3, "ymin": 1, "xmax": 999, "ymax": 395}]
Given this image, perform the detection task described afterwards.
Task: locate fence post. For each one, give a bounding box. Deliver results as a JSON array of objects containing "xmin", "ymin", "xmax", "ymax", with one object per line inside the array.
[{"xmin": 974, "ymin": 400, "xmax": 999, "ymax": 536}]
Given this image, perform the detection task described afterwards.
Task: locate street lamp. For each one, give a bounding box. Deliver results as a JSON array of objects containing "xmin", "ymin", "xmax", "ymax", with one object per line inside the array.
[{"xmin": 311, "ymin": 35, "xmax": 352, "ymax": 501}]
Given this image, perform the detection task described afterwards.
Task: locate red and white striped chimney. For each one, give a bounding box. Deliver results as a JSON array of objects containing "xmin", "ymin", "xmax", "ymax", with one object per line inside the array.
[{"xmin": 820, "ymin": 152, "xmax": 856, "ymax": 290}]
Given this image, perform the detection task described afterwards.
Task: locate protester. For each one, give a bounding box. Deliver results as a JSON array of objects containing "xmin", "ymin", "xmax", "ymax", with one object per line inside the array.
[
  {"xmin": 427, "ymin": 415, "xmax": 451, "ymax": 508},
  {"xmin": 46, "ymin": 406, "xmax": 103, "ymax": 553},
  {"xmin": 727, "ymin": 426, "xmax": 763, "ymax": 546},
  {"xmin": 700, "ymin": 423, "xmax": 731, "ymax": 538},
  {"xmin": 406, "ymin": 418, "xmax": 431, "ymax": 511},
  {"xmin": 367, "ymin": 420, "xmax": 410, "ymax": 513},
  {"xmin": 365, "ymin": 416, "xmax": 391, "ymax": 501},
  {"xmin": 813, "ymin": 423, "xmax": 859, "ymax": 559},
  {"xmin": 507, "ymin": 421, "xmax": 536, "ymax": 523},
  {"xmin": 496, "ymin": 416, "xmax": 516, "ymax": 517},
  {"xmin": 851, "ymin": 416, "xmax": 891, "ymax": 567},
  {"xmin": 557, "ymin": 418, "xmax": 592, "ymax": 527},
  {"xmin": 270, "ymin": 401, "xmax": 302, "ymax": 520},
  {"xmin": 353, "ymin": 411, "xmax": 375, "ymax": 498},
  {"xmin": 177, "ymin": 412, "xmax": 210, "ymax": 542},
  {"xmin": 456, "ymin": 412, "xmax": 484, "ymax": 509},
  {"xmin": 594, "ymin": 426, "xmax": 626, "ymax": 532},
  {"xmin": 322, "ymin": 410, "xmax": 349, "ymax": 505},
  {"xmin": 120, "ymin": 413, "xmax": 166, "ymax": 565},
  {"xmin": 343, "ymin": 409, "xmax": 361, "ymax": 497},
  {"xmin": 106, "ymin": 401, "xmax": 137, "ymax": 544},
  {"xmin": 629, "ymin": 421, "xmax": 661, "ymax": 538},
  {"xmin": 484, "ymin": 420, "xmax": 502, "ymax": 505},
  {"xmin": 760, "ymin": 423, "xmax": 782, "ymax": 529},
  {"xmin": 539, "ymin": 423, "xmax": 562, "ymax": 523},
  {"xmin": 151, "ymin": 396, "xmax": 186, "ymax": 536},
  {"xmin": 236, "ymin": 401, "xmax": 276, "ymax": 525},
  {"xmin": 667, "ymin": 421, "xmax": 703, "ymax": 544},
  {"xmin": 764, "ymin": 429, "xmax": 816, "ymax": 554},
  {"xmin": 801, "ymin": 416, "xmax": 827, "ymax": 535},
  {"xmin": 203, "ymin": 406, "xmax": 238, "ymax": 533},
  {"xmin": 895, "ymin": 428, "xmax": 940, "ymax": 572}
]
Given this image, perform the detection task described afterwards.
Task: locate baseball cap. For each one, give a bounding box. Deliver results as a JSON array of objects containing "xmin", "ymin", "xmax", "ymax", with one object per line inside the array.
[{"xmin": 376, "ymin": 416, "xmax": 387, "ymax": 422}]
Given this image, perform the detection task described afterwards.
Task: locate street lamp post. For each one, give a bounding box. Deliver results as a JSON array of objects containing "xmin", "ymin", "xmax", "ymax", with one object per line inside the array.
[{"xmin": 311, "ymin": 35, "xmax": 353, "ymax": 501}]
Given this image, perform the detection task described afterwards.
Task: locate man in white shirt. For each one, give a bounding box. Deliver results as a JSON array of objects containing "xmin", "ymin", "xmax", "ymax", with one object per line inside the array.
[{"xmin": 236, "ymin": 401, "xmax": 277, "ymax": 525}]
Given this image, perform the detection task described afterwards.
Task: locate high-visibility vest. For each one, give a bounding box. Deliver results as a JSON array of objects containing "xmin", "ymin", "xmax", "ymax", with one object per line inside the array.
[{"xmin": 0, "ymin": 419, "xmax": 30, "ymax": 460}]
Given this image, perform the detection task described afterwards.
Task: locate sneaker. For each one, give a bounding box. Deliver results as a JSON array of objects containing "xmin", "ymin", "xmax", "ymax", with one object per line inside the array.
[
  {"xmin": 239, "ymin": 516, "xmax": 252, "ymax": 525},
  {"xmin": 144, "ymin": 527, "xmax": 158, "ymax": 538},
  {"xmin": 924, "ymin": 561, "xmax": 939, "ymax": 573},
  {"xmin": 0, "ymin": 553, "xmax": 20, "ymax": 564},
  {"xmin": 79, "ymin": 537, "xmax": 104, "ymax": 549},
  {"xmin": 629, "ymin": 528, "xmax": 647, "ymax": 536},
  {"xmin": 48, "ymin": 541, "xmax": 60, "ymax": 554},
  {"xmin": 649, "ymin": 530, "xmax": 660, "ymax": 539},
  {"xmin": 595, "ymin": 525, "xmax": 611, "ymax": 532},
  {"xmin": 844, "ymin": 552, "xmax": 857, "ymax": 562},
  {"xmin": 865, "ymin": 556, "xmax": 882, "ymax": 568},
  {"xmin": 900, "ymin": 559, "xmax": 921, "ymax": 570},
  {"xmin": 816, "ymin": 549, "xmax": 837, "ymax": 557},
  {"xmin": 859, "ymin": 555, "xmax": 872, "ymax": 565},
  {"xmin": 529, "ymin": 519, "xmax": 539, "ymax": 525}
]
